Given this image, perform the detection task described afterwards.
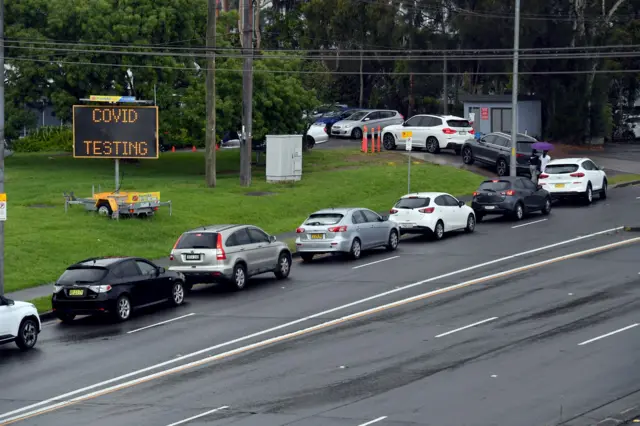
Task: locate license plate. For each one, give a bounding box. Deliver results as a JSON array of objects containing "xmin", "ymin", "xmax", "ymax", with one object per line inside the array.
[
  {"xmin": 140, "ymin": 202, "xmax": 150, "ymax": 207},
  {"xmin": 555, "ymin": 184, "xmax": 565, "ymax": 188},
  {"xmin": 459, "ymin": 131, "xmax": 466, "ymax": 135},
  {"xmin": 185, "ymin": 254, "xmax": 201, "ymax": 260},
  {"xmin": 401, "ymin": 223, "xmax": 414, "ymax": 227},
  {"xmin": 484, "ymin": 206, "xmax": 495, "ymax": 210},
  {"xmin": 68, "ymin": 289, "xmax": 84, "ymax": 296},
  {"xmin": 310, "ymin": 234, "xmax": 324, "ymax": 239}
]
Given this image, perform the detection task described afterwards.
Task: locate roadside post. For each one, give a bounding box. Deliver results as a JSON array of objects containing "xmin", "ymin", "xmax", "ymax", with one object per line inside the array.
[{"xmin": 403, "ymin": 130, "xmax": 413, "ymax": 193}]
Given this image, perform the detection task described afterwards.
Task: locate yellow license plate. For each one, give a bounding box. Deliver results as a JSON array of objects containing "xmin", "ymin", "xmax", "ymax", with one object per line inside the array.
[
  {"xmin": 401, "ymin": 131, "xmax": 413, "ymax": 138},
  {"xmin": 310, "ymin": 234, "xmax": 323, "ymax": 239},
  {"xmin": 69, "ymin": 289, "xmax": 84, "ymax": 296},
  {"xmin": 555, "ymin": 184, "xmax": 565, "ymax": 188}
]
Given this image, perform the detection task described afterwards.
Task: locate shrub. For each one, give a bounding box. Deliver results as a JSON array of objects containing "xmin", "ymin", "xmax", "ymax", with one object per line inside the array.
[{"xmin": 13, "ymin": 126, "xmax": 73, "ymax": 153}]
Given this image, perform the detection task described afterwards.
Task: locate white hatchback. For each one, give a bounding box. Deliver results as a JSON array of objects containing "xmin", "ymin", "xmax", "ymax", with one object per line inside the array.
[
  {"xmin": 382, "ymin": 115, "xmax": 475, "ymax": 154},
  {"xmin": 388, "ymin": 192, "xmax": 476, "ymax": 240},
  {"xmin": 539, "ymin": 158, "xmax": 608, "ymax": 204},
  {"xmin": 0, "ymin": 295, "xmax": 41, "ymax": 351}
]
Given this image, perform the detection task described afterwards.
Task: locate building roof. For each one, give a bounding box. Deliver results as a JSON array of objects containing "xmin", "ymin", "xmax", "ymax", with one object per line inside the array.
[{"xmin": 459, "ymin": 94, "xmax": 541, "ymax": 103}]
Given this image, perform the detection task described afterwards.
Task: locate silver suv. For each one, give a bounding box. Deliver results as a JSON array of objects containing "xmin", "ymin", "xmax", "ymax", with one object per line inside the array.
[{"xmin": 168, "ymin": 224, "xmax": 292, "ymax": 291}]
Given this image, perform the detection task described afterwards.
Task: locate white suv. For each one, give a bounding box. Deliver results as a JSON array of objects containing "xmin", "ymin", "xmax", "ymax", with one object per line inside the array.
[
  {"xmin": 0, "ymin": 295, "xmax": 41, "ymax": 351},
  {"xmin": 382, "ymin": 114, "xmax": 474, "ymax": 154}
]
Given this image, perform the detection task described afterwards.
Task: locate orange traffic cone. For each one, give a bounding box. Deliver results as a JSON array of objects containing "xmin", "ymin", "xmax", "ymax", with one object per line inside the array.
[
  {"xmin": 361, "ymin": 126, "xmax": 368, "ymax": 153},
  {"xmin": 192, "ymin": 145, "xmax": 196, "ymax": 152},
  {"xmin": 171, "ymin": 146, "xmax": 175, "ymax": 152}
]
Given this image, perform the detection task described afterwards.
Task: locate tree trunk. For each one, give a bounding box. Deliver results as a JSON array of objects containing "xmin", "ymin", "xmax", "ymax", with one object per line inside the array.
[{"xmin": 205, "ymin": 0, "xmax": 217, "ymax": 187}]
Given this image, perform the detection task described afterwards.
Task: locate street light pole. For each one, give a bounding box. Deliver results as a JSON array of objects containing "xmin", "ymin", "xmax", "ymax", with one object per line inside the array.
[
  {"xmin": 0, "ymin": 0, "xmax": 5, "ymax": 296},
  {"xmin": 509, "ymin": 0, "xmax": 520, "ymax": 177}
]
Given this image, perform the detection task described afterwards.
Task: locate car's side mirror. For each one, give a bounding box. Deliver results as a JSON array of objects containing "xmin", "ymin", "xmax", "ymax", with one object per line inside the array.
[
  {"xmin": 364, "ymin": 117, "xmax": 370, "ymax": 121},
  {"xmin": 458, "ymin": 200, "xmax": 465, "ymax": 207},
  {"xmin": 378, "ymin": 216, "xmax": 385, "ymax": 221},
  {"xmin": 157, "ymin": 267, "xmax": 166, "ymax": 275},
  {"xmin": 4, "ymin": 298, "xmax": 14, "ymax": 306},
  {"xmin": 270, "ymin": 235, "xmax": 277, "ymax": 243}
]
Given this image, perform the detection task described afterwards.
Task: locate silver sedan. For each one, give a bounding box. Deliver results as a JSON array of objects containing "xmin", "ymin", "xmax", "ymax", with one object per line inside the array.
[{"xmin": 295, "ymin": 207, "xmax": 400, "ymax": 262}]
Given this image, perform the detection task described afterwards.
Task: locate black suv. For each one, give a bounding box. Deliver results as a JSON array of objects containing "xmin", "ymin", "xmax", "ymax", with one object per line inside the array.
[
  {"xmin": 461, "ymin": 132, "xmax": 538, "ymax": 176},
  {"xmin": 471, "ymin": 177, "xmax": 552, "ymax": 221}
]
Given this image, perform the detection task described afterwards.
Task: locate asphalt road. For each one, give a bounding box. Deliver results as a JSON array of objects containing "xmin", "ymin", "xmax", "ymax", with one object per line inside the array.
[{"xmin": 1, "ymin": 184, "xmax": 640, "ymax": 426}]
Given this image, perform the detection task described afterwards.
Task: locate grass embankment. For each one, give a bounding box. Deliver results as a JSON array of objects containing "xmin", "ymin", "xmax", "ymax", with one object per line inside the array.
[
  {"xmin": 30, "ymin": 295, "xmax": 52, "ymax": 314},
  {"xmin": 6, "ymin": 148, "xmax": 482, "ymax": 293},
  {"xmin": 609, "ymin": 174, "xmax": 640, "ymax": 185}
]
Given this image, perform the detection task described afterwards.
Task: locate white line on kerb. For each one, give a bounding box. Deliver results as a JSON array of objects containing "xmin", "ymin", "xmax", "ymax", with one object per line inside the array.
[
  {"xmin": 166, "ymin": 406, "xmax": 229, "ymax": 426},
  {"xmin": 512, "ymin": 219, "xmax": 548, "ymax": 229},
  {"xmin": 353, "ymin": 256, "xmax": 399, "ymax": 269},
  {"xmin": 127, "ymin": 313, "xmax": 196, "ymax": 334},
  {"xmin": 357, "ymin": 416, "xmax": 388, "ymax": 426},
  {"xmin": 0, "ymin": 226, "xmax": 624, "ymax": 422},
  {"xmin": 578, "ymin": 323, "xmax": 639, "ymax": 346},
  {"xmin": 435, "ymin": 317, "xmax": 498, "ymax": 338}
]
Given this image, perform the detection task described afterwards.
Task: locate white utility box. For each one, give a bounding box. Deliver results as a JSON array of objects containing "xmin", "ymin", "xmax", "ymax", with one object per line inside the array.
[{"xmin": 266, "ymin": 135, "xmax": 303, "ymax": 182}]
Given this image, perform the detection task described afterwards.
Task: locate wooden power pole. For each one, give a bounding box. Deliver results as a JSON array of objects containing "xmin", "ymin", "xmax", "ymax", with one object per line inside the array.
[
  {"xmin": 205, "ymin": 0, "xmax": 217, "ymax": 187},
  {"xmin": 240, "ymin": 0, "xmax": 254, "ymax": 187}
]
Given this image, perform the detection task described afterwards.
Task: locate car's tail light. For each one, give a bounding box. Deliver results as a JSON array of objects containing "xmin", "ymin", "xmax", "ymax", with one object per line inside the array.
[
  {"xmin": 539, "ymin": 174, "xmax": 549, "ymax": 179},
  {"xmin": 172, "ymin": 235, "xmax": 182, "ymax": 250},
  {"xmin": 442, "ymin": 128, "xmax": 456, "ymax": 134},
  {"xmin": 216, "ymin": 233, "xmax": 226, "ymax": 260},
  {"xmin": 501, "ymin": 190, "xmax": 516, "ymax": 196},
  {"xmin": 469, "ymin": 129, "xmax": 475, "ymax": 134},
  {"xmin": 296, "ymin": 227, "xmax": 305, "ymax": 233},
  {"xmin": 570, "ymin": 172, "xmax": 585, "ymax": 177},
  {"xmin": 399, "ymin": 114, "xmax": 404, "ymax": 119},
  {"xmin": 89, "ymin": 285, "xmax": 112, "ymax": 293},
  {"xmin": 169, "ymin": 254, "xmax": 174, "ymax": 261},
  {"xmin": 328, "ymin": 226, "xmax": 347, "ymax": 232},
  {"xmin": 516, "ymin": 153, "xmax": 525, "ymax": 158},
  {"xmin": 473, "ymin": 192, "xmax": 478, "ymax": 197},
  {"xmin": 390, "ymin": 209, "xmax": 398, "ymax": 214},
  {"xmin": 323, "ymin": 126, "xmax": 328, "ymax": 134},
  {"xmin": 418, "ymin": 207, "xmax": 435, "ymax": 213}
]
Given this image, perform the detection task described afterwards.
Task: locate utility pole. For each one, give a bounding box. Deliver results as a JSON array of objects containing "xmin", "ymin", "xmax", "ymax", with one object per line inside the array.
[
  {"xmin": 0, "ymin": 0, "xmax": 5, "ymax": 296},
  {"xmin": 509, "ymin": 0, "xmax": 520, "ymax": 177},
  {"xmin": 240, "ymin": 0, "xmax": 254, "ymax": 186},
  {"xmin": 442, "ymin": 53, "xmax": 448, "ymax": 115},
  {"xmin": 205, "ymin": 0, "xmax": 217, "ymax": 187}
]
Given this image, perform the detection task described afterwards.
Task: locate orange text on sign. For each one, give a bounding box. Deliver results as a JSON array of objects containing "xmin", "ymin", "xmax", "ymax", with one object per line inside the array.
[
  {"xmin": 83, "ymin": 141, "xmax": 149, "ymax": 156},
  {"xmin": 91, "ymin": 108, "xmax": 138, "ymax": 124}
]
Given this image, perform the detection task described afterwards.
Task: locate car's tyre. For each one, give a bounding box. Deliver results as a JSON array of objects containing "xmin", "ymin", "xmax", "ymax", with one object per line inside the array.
[
  {"xmin": 113, "ymin": 294, "xmax": 132, "ymax": 322},
  {"xmin": 97, "ymin": 202, "xmax": 113, "ymax": 217},
  {"xmin": 383, "ymin": 133, "xmax": 396, "ymax": 150},
  {"xmin": 15, "ymin": 318, "xmax": 38, "ymax": 350},
  {"xmin": 600, "ymin": 180, "xmax": 608, "ymax": 200},
  {"xmin": 352, "ymin": 127, "xmax": 363, "ymax": 140},
  {"xmin": 55, "ymin": 312, "xmax": 76, "ymax": 323},
  {"xmin": 170, "ymin": 281, "xmax": 185, "ymax": 307},
  {"xmin": 386, "ymin": 230, "xmax": 399, "ymax": 251},
  {"xmin": 496, "ymin": 159, "xmax": 508, "ymax": 177},
  {"xmin": 426, "ymin": 137, "xmax": 440, "ymax": 154},
  {"xmin": 304, "ymin": 135, "xmax": 315, "ymax": 150},
  {"xmin": 512, "ymin": 202, "xmax": 524, "ymax": 220},
  {"xmin": 274, "ymin": 252, "xmax": 292, "ymax": 279},
  {"xmin": 462, "ymin": 147, "xmax": 475, "ymax": 165},
  {"xmin": 433, "ymin": 220, "xmax": 445, "ymax": 241},
  {"xmin": 541, "ymin": 197, "xmax": 552, "ymax": 215},
  {"xmin": 349, "ymin": 238, "xmax": 362, "ymax": 260},
  {"xmin": 584, "ymin": 183, "xmax": 593, "ymax": 205},
  {"xmin": 465, "ymin": 214, "xmax": 476, "ymax": 233},
  {"xmin": 229, "ymin": 263, "xmax": 247, "ymax": 291}
]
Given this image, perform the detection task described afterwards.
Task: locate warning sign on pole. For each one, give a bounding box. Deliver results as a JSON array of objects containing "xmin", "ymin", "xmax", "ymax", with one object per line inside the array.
[{"xmin": 0, "ymin": 193, "xmax": 7, "ymax": 221}]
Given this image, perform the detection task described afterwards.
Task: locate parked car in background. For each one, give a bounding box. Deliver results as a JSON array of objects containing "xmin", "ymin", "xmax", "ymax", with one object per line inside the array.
[
  {"xmin": 169, "ymin": 225, "xmax": 292, "ymax": 291},
  {"xmin": 295, "ymin": 208, "xmax": 400, "ymax": 262},
  {"xmin": 389, "ymin": 192, "xmax": 476, "ymax": 240},
  {"xmin": 539, "ymin": 158, "xmax": 607, "ymax": 204},
  {"xmin": 382, "ymin": 114, "xmax": 474, "ymax": 154},
  {"xmin": 471, "ymin": 177, "xmax": 551, "ymax": 221},
  {"xmin": 305, "ymin": 122, "xmax": 330, "ymax": 148},
  {"xmin": 52, "ymin": 257, "xmax": 186, "ymax": 322},
  {"xmin": 314, "ymin": 108, "xmax": 361, "ymax": 133},
  {"xmin": 461, "ymin": 132, "xmax": 538, "ymax": 176},
  {"xmin": 303, "ymin": 103, "xmax": 349, "ymax": 121},
  {"xmin": 0, "ymin": 295, "xmax": 40, "ymax": 351},
  {"xmin": 331, "ymin": 110, "xmax": 404, "ymax": 140}
]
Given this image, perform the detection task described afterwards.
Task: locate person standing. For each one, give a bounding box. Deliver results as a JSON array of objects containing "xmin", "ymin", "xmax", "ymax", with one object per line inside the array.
[
  {"xmin": 529, "ymin": 149, "xmax": 540, "ymax": 183},
  {"xmin": 540, "ymin": 150, "xmax": 551, "ymax": 173}
]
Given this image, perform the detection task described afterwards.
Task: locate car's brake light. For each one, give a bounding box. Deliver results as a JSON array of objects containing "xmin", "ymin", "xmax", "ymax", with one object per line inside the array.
[
  {"xmin": 390, "ymin": 209, "xmax": 398, "ymax": 214},
  {"xmin": 296, "ymin": 227, "xmax": 305, "ymax": 233},
  {"xmin": 169, "ymin": 254, "xmax": 174, "ymax": 261},
  {"xmin": 442, "ymin": 128, "xmax": 456, "ymax": 134},
  {"xmin": 516, "ymin": 153, "xmax": 525, "ymax": 158},
  {"xmin": 328, "ymin": 226, "xmax": 347, "ymax": 232},
  {"xmin": 473, "ymin": 191, "xmax": 478, "ymax": 196},
  {"xmin": 323, "ymin": 126, "xmax": 328, "ymax": 134},
  {"xmin": 89, "ymin": 285, "xmax": 112, "ymax": 293},
  {"xmin": 418, "ymin": 207, "xmax": 435, "ymax": 213},
  {"xmin": 469, "ymin": 129, "xmax": 475, "ymax": 134},
  {"xmin": 216, "ymin": 233, "xmax": 226, "ymax": 260},
  {"xmin": 539, "ymin": 174, "xmax": 549, "ymax": 179},
  {"xmin": 570, "ymin": 172, "xmax": 585, "ymax": 177},
  {"xmin": 501, "ymin": 190, "xmax": 516, "ymax": 196}
]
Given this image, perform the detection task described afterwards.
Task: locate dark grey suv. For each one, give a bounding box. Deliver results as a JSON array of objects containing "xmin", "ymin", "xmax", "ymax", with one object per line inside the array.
[{"xmin": 461, "ymin": 132, "xmax": 538, "ymax": 176}]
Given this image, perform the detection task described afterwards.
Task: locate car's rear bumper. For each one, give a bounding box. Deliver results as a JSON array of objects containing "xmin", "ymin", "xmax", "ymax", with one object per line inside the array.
[
  {"xmin": 472, "ymin": 201, "xmax": 517, "ymax": 215},
  {"xmin": 389, "ymin": 218, "xmax": 436, "ymax": 234},
  {"xmin": 52, "ymin": 298, "xmax": 115, "ymax": 314},
  {"xmin": 296, "ymin": 237, "xmax": 352, "ymax": 253},
  {"xmin": 168, "ymin": 266, "xmax": 233, "ymax": 283}
]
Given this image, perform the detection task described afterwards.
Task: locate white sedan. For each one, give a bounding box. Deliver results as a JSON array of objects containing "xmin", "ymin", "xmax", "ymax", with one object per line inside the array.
[
  {"xmin": 388, "ymin": 192, "xmax": 476, "ymax": 240},
  {"xmin": 539, "ymin": 157, "xmax": 608, "ymax": 204}
]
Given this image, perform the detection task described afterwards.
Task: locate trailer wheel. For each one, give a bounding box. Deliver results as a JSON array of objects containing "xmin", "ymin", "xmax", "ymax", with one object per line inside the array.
[{"xmin": 97, "ymin": 202, "xmax": 113, "ymax": 216}]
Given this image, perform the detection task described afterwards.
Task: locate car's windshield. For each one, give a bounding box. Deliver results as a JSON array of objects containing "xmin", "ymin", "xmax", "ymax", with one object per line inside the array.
[
  {"xmin": 340, "ymin": 110, "xmax": 360, "ymax": 119},
  {"xmin": 517, "ymin": 141, "xmax": 534, "ymax": 151},
  {"xmin": 395, "ymin": 197, "xmax": 431, "ymax": 208},
  {"xmin": 478, "ymin": 180, "xmax": 511, "ymax": 191},
  {"xmin": 545, "ymin": 164, "xmax": 580, "ymax": 174},
  {"xmin": 346, "ymin": 111, "xmax": 369, "ymax": 121},
  {"xmin": 304, "ymin": 213, "xmax": 344, "ymax": 226},
  {"xmin": 57, "ymin": 267, "xmax": 108, "ymax": 285},
  {"xmin": 176, "ymin": 232, "xmax": 219, "ymax": 249}
]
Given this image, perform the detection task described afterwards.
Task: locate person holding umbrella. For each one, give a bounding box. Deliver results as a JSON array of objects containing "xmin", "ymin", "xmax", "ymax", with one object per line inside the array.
[
  {"xmin": 532, "ymin": 141, "xmax": 553, "ymax": 173},
  {"xmin": 529, "ymin": 148, "xmax": 541, "ymax": 183}
]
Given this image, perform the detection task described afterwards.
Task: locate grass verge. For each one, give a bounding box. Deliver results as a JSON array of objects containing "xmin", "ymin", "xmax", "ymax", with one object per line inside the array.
[
  {"xmin": 609, "ymin": 174, "xmax": 640, "ymax": 185},
  {"xmin": 6, "ymin": 148, "xmax": 482, "ymax": 293},
  {"xmin": 29, "ymin": 295, "xmax": 52, "ymax": 314}
]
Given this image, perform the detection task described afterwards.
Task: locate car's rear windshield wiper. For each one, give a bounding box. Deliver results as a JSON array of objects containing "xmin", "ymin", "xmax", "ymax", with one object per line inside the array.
[
  {"xmin": 186, "ymin": 246, "xmax": 211, "ymax": 249},
  {"xmin": 74, "ymin": 280, "xmax": 95, "ymax": 284}
]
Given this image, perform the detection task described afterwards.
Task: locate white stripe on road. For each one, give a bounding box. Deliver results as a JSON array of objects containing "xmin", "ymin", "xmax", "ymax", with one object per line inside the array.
[
  {"xmin": 166, "ymin": 406, "xmax": 229, "ymax": 426},
  {"xmin": 578, "ymin": 323, "xmax": 639, "ymax": 346},
  {"xmin": 353, "ymin": 256, "xmax": 399, "ymax": 269},
  {"xmin": 512, "ymin": 219, "xmax": 548, "ymax": 229},
  {"xmin": 357, "ymin": 416, "xmax": 387, "ymax": 426},
  {"xmin": 435, "ymin": 317, "xmax": 499, "ymax": 338},
  {"xmin": 0, "ymin": 226, "xmax": 624, "ymax": 423},
  {"xmin": 127, "ymin": 313, "xmax": 196, "ymax": 334}
]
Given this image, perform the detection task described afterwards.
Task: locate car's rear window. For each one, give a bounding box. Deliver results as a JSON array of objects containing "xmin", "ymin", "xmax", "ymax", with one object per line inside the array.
[
  {"xmin": 545, "ymin": 164, "xmax": 579, "ymax": 174},
  {"xmin": 395, "ymin": 197, "xmax": 431, "ymax": 208},
  {"xmin": 479, "ymin": 180, "xmax": 511, "ymax": 191},
  {"xmin": 516, "ymin": 141, "xmax": 534, "ymax": 151},
  {"xmin": 447, "ymin": 119, "xmax": 471, "ymax": 128},
  {"xmin": 176, "ymin": 232, "xmax": 219, "ymax": 249},
  {"xmin": 57, "ymin": 267, "xmax": 108, "ymax": 284},
  {"xmin": 304, "ymin": 214, "xmax": 344, "ymax": 225}
]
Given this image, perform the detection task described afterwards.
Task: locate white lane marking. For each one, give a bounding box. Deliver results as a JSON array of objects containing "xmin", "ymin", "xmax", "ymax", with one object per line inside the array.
[
  {"xmin": 512, "ymin": 219, "xmax": 548, "ymax": 229},
  {"xmin": 0, "ymin": 226, "xmax": 624, "ymax": 422},
  {"xmin": 127, "ymin": 313, "xmax": 196, "ymax": 334},
  {"xmin": 578, "ymin": 323, "xmax": 639, "ymax": 346},
  {"xmin": 166, "ymin": 406, "xmax": 229, "ymax": 426},
  {"xmin": 352, "ymin": 256, "xmax": 399, "ymax": 269},
  {"xmin": 435, "ymin": 317, "xmax": 498, "ymax": 338},
  {"xmin": 357, "ymin": 417, "xmax": 387, "ymax": 426}
]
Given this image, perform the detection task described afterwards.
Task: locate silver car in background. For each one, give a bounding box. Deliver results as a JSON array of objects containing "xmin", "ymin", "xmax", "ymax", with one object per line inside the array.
[
  {"xmin": 169, "ymin": 224, "xmax": 292, "ymax": 291},
  {"xmin": 331, "ymin": 110, "xmax": 405, "ymax": 140},
  {"xmin": 295, "ymin": 208, "xmax": 400, "ymax": 262}
]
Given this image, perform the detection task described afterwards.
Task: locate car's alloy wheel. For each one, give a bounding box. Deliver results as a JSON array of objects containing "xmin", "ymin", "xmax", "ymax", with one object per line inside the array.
[
  {"xmin": 496, "ymin": 159, "xmax": 508, "ymax": 176},
  {"xmin": 383, "ymin": 134, "xmax": 396, "ymax": 150},
  {"xmin": 16, "ymin": 319, "xmax": 38, "ymax": 350},
  {"xmin": 387, "ymin": 230, "xmax": 399, "ymax": 250},
  {"xmin": 462, "ymin": 147, "xmax": 474, "ymax": 164},
  {"xmin": 171, "ymin": 282, "xmax": 184, "ymax": 306},
  {"xmin": 434, "ymin": 221, "xmax": 445, "ymax": 240},
  {"xmin": 542, "ymin": 198, "xmax": 551, "ymax": 215},
  {"xmin": 350, "ymin": 238, "xmax": 362, "ymax": 259},
  {"xmin": 585, "ymin": 184, "xmax": 593, "ymax": 204},
  {"xmin": 233, "ymin": 264, "xmax": 247, "ymax": 290},
  {"xmin": 116, "ymin": 295, "xmax": 131, "ymax": 321},
  {"xmin": 352, "ymin": 128, "xmax": 363, "ymax": 140},
  {"xmin": 275, "ymin": 253, "xmax": 291, "ymax": 279},
  {"xmin": 426, "ymin": 137, "xmax": 439, "ymax": 153},
  {"xmin": 465, "ymin": 214, "xmax": 475, "ymax": 233},
  {"xmin": 515, "ymin": 203, "xmax": 524, "ymax": 220}
]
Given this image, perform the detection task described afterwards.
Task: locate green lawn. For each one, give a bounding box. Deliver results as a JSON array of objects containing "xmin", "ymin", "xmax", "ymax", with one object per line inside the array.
[
  {"xmin": 29, "ymin": 295, "xmax": 52, "ymax": 314},
  {"xmin": 609, "ymin": 174, "xmax": 640, "ymax": 185},
  {"xmin": 5, "ymin": 148, "xmax": 483, "ymax": 293}
]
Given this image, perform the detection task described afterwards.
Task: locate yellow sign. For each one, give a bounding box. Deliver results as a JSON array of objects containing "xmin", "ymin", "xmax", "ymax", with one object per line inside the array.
[
  {"xmin": 0, "ymin": 193, "xmax": 6, "ymax": 202},
  {"xmin": 401, "ymin": 131, "xmax": 413, "ymax": 138},
  {"xmin": 89, "ymin": 95, "xmax": 124, "ymax": 102},
  {"xmin": 0, "ymin": 193, "xmax": 6, "ymax": 222}
]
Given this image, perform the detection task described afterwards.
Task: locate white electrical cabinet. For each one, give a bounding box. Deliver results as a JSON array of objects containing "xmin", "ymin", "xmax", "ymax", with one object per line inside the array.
[{"xmin": 266, "ymin": 135, "xmax": 303, "ymax": 182}]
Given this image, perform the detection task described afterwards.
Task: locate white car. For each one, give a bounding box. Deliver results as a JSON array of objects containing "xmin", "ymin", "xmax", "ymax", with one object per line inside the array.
[
  {"xmin": 382, "ymin": 114, "xmax": 475, "ymax": 154},
  {"xmin": 305, "ymin": 122, "xmax": 329, "ymax": 148},
  {"xmin": 388, "ymin": 192, "xmax": 476, "ymax": 240},
  {"xmin": 0, "ymin": 295, "xmax": 41, "ymax": 351},
  {"xmin": 539, "ymin": 158, "xmax": 608, "ymax": 204}
]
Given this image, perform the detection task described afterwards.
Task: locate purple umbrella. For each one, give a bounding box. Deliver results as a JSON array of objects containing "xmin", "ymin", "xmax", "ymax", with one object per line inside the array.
[{"xmin": 531, "ymin": 141, "xmax": 554, "ymax": 151}]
